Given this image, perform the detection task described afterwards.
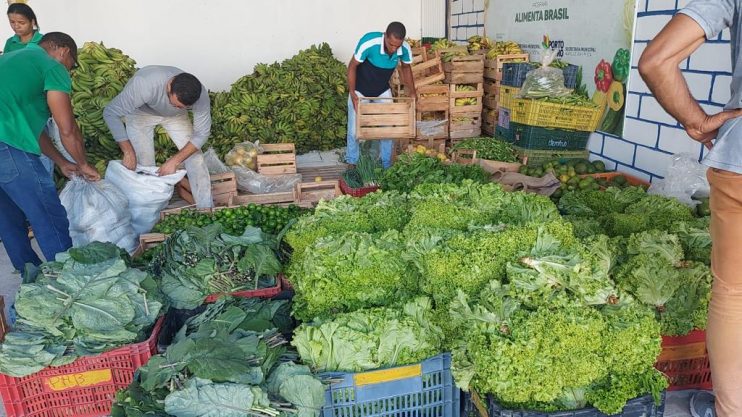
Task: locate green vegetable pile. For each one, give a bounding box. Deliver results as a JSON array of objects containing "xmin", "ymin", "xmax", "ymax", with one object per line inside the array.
[
  {"xmin": 451, "ymin": 137, "xmax": 518, "ymax": 162},
  {"xmin": 378, "ymin": 153, "xmax": 490, "ymax": 193},
  {"xmin": 292, "ymin": 297, "xmax": 443, "ymax": 372},
  {"xmin": 153, "ymin": 204, "xmax": 308, "ymax": 236},
  {"xmin": 112, "ymin": 297, "xmax": 324, "ymax": 417},
  {"xmin": 210, "ymin": 43, "xmax": 348, "ymax": 156},
  {"xmin": 341, "ymin": 154, "xmax": 381, "ymax": 189},
  {"xmin": 450, "ymin": 230, "xmax": 667, "ymax": 414},
  {"xmin": 151, "ymin": 224, "xmax": 284, "ymax": 310},
  {"xmin": 0, "ymin": 243, "xmax": 163, "ymax": 377}
]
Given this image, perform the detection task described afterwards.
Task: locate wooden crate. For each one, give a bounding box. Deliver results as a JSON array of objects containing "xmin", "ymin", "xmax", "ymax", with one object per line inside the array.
[
  {"xmin": 256, "ymin": 143, "xmax": 297, "ymax": 175},
  {"xmin": 232, "ymin": 191, "xmax": 297, "ymax": 206},
  {"xmin": 416, "ymin": 84, "xmax": 449, "ymax": 112},
  {"xmin": 449, "ymin": 112, "xmax": 482, "ymax": 140},
  {"xmin": 450, "ymin": 83, "xmax": 484, "ymax": 115},
  {"xmin": 356, "ymin": 96, "xmax": 415, "ymax": 139},
  {"xmin": 442, "ymin": 53, "xmax": 484, "ymax": 84},
  {"xmin": 296, "ymin": 181, "xmax": 341, "ymax": 204},
  {"xmin": 416, "ymin": 110, "xmax": 449, "ymax": 140},
  {"xmin": 133, "ymin": 233, "xmax": 167, "ymax": 258},
  {"xmin": 177, "ymin": 172, "xmax": 237, "ymax": 206},
  {"xmin": 483, "ymin": 53, "xmax": 530, "ymax": 81},
  {"xmin": 482, "ymin": 120, "xmax": 496, "ymax": 137},
  {"xmin": 412, "ymin": 55, "xmax": 445, "ymax": 88}
]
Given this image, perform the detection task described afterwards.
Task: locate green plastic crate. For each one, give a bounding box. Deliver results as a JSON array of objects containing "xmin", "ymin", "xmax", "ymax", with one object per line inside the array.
[
  {"xmin": 513, "ymin": 146, "xmax": 589, "ymax": 166},
  {"xmin": 497, "ymin": 122, "xmax": 590, "ymax": 151}
]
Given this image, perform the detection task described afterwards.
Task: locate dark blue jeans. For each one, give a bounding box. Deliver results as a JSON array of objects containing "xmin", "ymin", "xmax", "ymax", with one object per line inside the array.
[{"xmin": 0, "ymin": 142, "xmax": 71, "ymax": 271}]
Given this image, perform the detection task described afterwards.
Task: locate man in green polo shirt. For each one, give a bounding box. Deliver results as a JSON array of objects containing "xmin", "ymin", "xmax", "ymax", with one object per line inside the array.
[{"xmin": 0, "ymin": 31, "xmax": 99, "ymax": 272}]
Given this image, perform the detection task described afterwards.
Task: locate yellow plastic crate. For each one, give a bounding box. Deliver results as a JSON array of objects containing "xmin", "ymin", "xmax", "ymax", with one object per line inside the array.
[
  {"xmin": 510, "ymin": 98, "xmax": 602, "ymax": 132},
  {"xmin": 498, "ymin": 86, "xmax": 520, "ymax": 110}
]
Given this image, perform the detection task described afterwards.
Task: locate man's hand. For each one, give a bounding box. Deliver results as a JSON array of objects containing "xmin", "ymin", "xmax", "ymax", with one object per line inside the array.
[
  {"xmin": 122, "ymin": 151, "xmax": 137, "ymax": 170},
  {"xmin": 78, "ymin": 164, "xmax": 101, "ymax": 181},
  {"xmin": 58, "ymin": 161, "xmax": 79, "ymax": 179},
  {"xmin": 158, "ymin": 158, "xmax": 179, "ymax": 176},
  {"xmin": 350, "ymin": 91, "xmax": 360, "ymax": 112},
  {"xmin": 686, "ymin": 109, "xmax": 742, "ymax": 149}
]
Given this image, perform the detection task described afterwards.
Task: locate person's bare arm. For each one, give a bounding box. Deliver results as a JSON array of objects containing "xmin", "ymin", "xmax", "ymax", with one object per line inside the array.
[
  {"xmin": 639, "ymin": 14, "xmax": 742, "ymax": 147},
  {"xmin": 158, "ymin": 142, "xmax": 198, "ymax": 176},
  {"xmin": 39, "ymin": 132, "xmax": 77, "ymax": 178},
  {"xmin": 400, "ymin": 63, "xmax": 416, "ymax": 97},
  {"xmin": 47, "ymin": 91, "xmax": 100, "ymax": 180},
  {"xmin": 348, "ymin": 58, "xmax": 361, "ymax": 111}
]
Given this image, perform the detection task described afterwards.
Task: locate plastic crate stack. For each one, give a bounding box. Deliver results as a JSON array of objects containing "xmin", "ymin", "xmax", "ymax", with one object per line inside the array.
[
  {"xmin": 441, "ymin": 47, "xmax": 485, "ymax": 145},
  {"xmin": 481, "ymin": 53, "xmax": 529, "ymax": 136},
  {"xmin": 495, "ymin": 61, "xmax": 596, "ymax": 165}
]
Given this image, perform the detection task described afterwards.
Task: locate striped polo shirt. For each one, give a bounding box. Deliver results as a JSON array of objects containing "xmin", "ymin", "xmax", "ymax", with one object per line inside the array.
[{"xmin": 353, "ymin": 31, "xmax": 413, "ymax": 97}]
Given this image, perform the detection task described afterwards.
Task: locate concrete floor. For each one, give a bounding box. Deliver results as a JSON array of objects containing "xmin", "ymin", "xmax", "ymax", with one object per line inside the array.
[{"xmin": 0, "ymin": 241, "xmax": 697, "ymax": 417}]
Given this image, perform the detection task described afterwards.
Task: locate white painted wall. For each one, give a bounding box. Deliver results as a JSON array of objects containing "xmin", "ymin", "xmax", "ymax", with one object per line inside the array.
[{"xmin": 1, "ymin": 0, "xmax": 422, "ymax": 91}]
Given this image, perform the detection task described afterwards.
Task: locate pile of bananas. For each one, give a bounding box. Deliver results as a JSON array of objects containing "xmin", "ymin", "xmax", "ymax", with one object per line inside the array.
[
  {"xmin": 454, "ymin": 84, "xmax": 478, "ymax": 106},
  {"xmin": 452, "ymin": 115, "xmax": 474, "ymax": 123},
  {"xmin": 467, "ymin": 35, "xmax": 494, "ymax": 53},
  {"xmin": 209, "ymin": 43, "xmax": 347, "ymax": 156},
  {"xmin": 485, "ymin": 41, "xmax": 523, "ymax": 59},
  {"xmin": 420, "ymin": 112, "xmax": 445, "ymax": 121},
  {"xmin": 406, "ymin": 38, "xmax": 422, "ymax": 48},
  {"xmin": 430, "ymin": 39, "xmax": 467, "ymax": 62}
]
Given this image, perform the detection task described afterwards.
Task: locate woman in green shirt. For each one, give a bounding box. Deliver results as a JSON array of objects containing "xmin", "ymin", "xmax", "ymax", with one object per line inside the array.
[{"xmin": 4, "ymin": 3, "xmax": 42, "ymax": 54}]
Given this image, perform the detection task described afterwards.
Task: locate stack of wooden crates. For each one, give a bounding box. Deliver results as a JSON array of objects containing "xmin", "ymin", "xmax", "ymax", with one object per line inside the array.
[
  {"xmin": 481, "ymin": 53, "xmax": 529, "ymax": 136},
  {"xmin": 441, "ymin": 47, "xmax": 484, "ymax": 145}
]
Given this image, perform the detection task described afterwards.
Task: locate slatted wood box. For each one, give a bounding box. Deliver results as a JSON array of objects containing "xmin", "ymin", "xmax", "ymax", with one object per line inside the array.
[
  {"xmin": 257, "ymin": 143, "xmax": 297, "ymax": 175},
  {"xmin": 177, "ymin": 172, "xmax": 237, "ymax": 206},
  {"xmin": 449, "ymin": 112, "xmax": 482, "ymax": 141},
  {"xmin": 416, "ymin": 84, "xmax": 449, "ymax": 113},
  {"xmin": 450, "ymin": 83, "xmax": 484, "ymax": 114},
  {"xmin": 356, "ymin": 97, "xmax": 415, "ymax": 140},
  {"xmin": 483, "ymin": 53, "xmax": 530, "ymax": 81},
  {"xmin": 411, "ymin": 55, "xmax": 445, "ymax": 88},
  {"xmin": 442, "ymin": 52, "xmax": 484, "ymax": 84}
]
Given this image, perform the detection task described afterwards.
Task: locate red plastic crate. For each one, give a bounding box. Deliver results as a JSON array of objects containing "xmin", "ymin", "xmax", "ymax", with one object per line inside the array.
[
  {"xmin": 655, "ymin": 329, "xmax": 712, "ymax": 391},
  {"xmin": 203, "ymin": 274, "xmax": 283, "ymax": 303},
  {"xmin": 339, "ymin": 177, "xmax": 380, "ymax": 198},
  {"xmin": 0, "ymin": 316, "xmax": 164, "ymax": 417}
]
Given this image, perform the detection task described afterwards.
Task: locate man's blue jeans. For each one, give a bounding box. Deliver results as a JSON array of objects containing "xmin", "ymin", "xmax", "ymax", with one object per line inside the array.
[
  {"xmin": 0, "ymin": 142, "xmax": 72, "ymax": 271},
  {"xmin": 346, "ymin": 90, "xmax": 394, "ymax": 168}
]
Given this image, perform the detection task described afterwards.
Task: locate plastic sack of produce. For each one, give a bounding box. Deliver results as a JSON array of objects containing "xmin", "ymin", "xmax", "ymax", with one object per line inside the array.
[
  {"xmin": 105, "ymin": 161, "xmax": 187, "ymax": 234},
  {"xmin": 231, "ymin": 165, "xmax": 301, "ymax": 194},
  {"xmin": 648, "ymin": 152, "xmax": 710, "ymax": 207},
  {"xmin": 518, "ymin": 49, "xmax": 572, "ymax": 99},
  {"xmin": 59, "ymin": 176, "xmax": 139, "ymax": 254},
  {"xmin": 203, "ymin": 147, "xmax": 231, "ymax": 175},
  {"xmin": 224, "ymin": 141, "xmax": 263, "ymax": 171}
]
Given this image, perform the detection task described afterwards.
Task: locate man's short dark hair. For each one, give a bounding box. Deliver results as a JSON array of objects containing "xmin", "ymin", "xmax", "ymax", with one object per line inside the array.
[
  {"xmin": 171, "ymin": 73, "xmax": 202, "ymax": 106},
  {"xmin": 386, "ymin": 22, "xmax": 406, "ymax": 40},
  {"xmin": 39, "ymin": 32, "xmax": 78, "ymax": 65}
]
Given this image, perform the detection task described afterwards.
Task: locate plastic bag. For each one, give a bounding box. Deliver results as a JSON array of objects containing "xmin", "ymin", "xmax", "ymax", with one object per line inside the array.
[
  {"xmin": 225, "ymin": 141, "xmax": 263, "ymax": 171},
  {"xmin": 416, "ymin": 120, "xmax": 448, "ymax": 139},
  {"xmin": 648, "ymin": 152, "xmax": 710, "ymax": 207},
  {"xmin": 105, "ymin": 161, "xmax": 187, "ymax": 234},
  {"xmin": 59, "ymin": 176, "xmax": 138, "ymax": 254},
  {"xmin": 203, "ymin": 147, "xmax": 231, "ymax": 175},
  {"xmin": 519, "ymin": 49, "xmax": 572, "ymax": 99},
  {"xmin": 232, "ymin": 166, "xmax": 302, "ymax": 194}
]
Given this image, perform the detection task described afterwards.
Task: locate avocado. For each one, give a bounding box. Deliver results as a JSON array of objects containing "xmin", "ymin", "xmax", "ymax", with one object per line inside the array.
[{"xmin": 592, "ymin": 160, "xmax": 606, "ymax": 172}]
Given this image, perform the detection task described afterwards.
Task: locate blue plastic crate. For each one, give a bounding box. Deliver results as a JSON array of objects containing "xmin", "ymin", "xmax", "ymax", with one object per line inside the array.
[
  {"xmin": 321, "ymin": 353, "xmax": 460, "ymax": 417},
  {"xmin": 563, "ymin": 65, "xmax": 579, "ymax": 90},
  {"xmin": 484, "ymin": 392, "xmax": 666, "ymax": 417}
]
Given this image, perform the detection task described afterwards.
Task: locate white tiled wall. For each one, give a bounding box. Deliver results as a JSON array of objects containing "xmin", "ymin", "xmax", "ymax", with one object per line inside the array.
[{"xmin": 449, "ymin": 0, "xmax": 485, "ymax": 43}]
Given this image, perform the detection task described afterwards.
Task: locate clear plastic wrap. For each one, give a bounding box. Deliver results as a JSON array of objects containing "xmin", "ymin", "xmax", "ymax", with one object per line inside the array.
[
  {"xmin": 416, "ymin": 120, "xmax": 448, "ymax": 139},
  {"xmin": 203, "ymin": 147, "xmax": 231, "ymax": 174},
  {"xmin": 231, "ymin": 166, "xmax": 302, "ymax": 194},
  {"xmin": 224, "ymin": 141, "xmax": 263, "ymax": 171},
  {"xmin": 518, "ymin": 49, "xmax": 572, "ymax": 99},
  {"xmin": 648, "ymin": 152, "xmax": 710, "ymax": 207}
]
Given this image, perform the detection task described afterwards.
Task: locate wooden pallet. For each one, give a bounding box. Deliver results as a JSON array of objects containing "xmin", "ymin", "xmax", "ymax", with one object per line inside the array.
[
  {"xmin": 296, "ymin": 181, "xmax": 341, "ymax": 204},
  {"xmin": 257, "ymin": 143, "xmax": 297, "ymax": 175},
  {"xmin": 484, "ymin": 53, "xmax": 530, "ymax": 81},
  {"xmin": 177, "ymin": 172, "xmax": 237, "ymax": 206},
  {"xmin": 450, "ymin": 83, "xmax": 484, "ymax": 115},
  {"xmin": 416, "ymin": 84, "xmax": 449, "ymax": 112},
  {"xmin": 356, "ymin": 96, "xmax": 415, "ymax": 139}
]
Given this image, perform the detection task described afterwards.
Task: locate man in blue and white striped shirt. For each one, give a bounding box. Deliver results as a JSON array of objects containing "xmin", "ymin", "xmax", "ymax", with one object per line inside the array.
[{"xmin": 347, "ymin": 22, "xmax": 416, "ymax": 168}]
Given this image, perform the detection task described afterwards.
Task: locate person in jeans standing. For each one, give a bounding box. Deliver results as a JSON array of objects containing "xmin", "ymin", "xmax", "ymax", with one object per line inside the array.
[
  {"xmin": 639, "ymin": 1, "xmax": 742, "ymax": 416},
  {"xmin": 0, "ymin": 32, "xmax": 100, "ymax": 271},
  {"xmin": 103, "ymin": 66, "xmax": 213, "ymax": 208},
  {"xmin": 346, "ymin": 21, "xmax": 416, "ymax": 169}
]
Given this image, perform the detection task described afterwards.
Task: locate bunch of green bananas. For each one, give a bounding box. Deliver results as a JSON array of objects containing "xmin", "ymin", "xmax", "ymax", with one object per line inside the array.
[
  {"xmin": 406, "ymin": 38, "xmax": 422, "ymax": 48},
  {"xmin": 209, "ymin": 43, "xmax": 347, "ymax": 156},
  {"xmin": 455, "ymin": 84, "xmax": 476, "ymax": 92},
  {"xmin": 72, "ymin": 42, "xmax": 177, "ymax": 175},
  {"xmin": 485, "ymin": 41, "xmax": 523, "ymax": 59},
  {"xmin": 430, "ymin": 38, "xmax": 457, "ymax": 52},
  {"xmin": 454, "ymin": 84, "xmax": 478, "ymax": 106},
  {"xmin": 467, "ymin": 35, "xmax": 494, "ymax": 53}
]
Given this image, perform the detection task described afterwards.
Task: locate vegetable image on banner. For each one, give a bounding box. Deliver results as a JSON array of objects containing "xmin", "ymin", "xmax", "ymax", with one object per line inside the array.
[{"xmin": 485, "ymin": 0, "xmax": 639, "ymax": 136}]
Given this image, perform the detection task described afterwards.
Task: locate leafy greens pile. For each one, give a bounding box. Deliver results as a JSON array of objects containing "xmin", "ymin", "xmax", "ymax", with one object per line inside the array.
[
  {"xmin": 0, "ymin": 242, "xmax": 163, "ymax": 377},
  {"xmin": 151, "ymin": 223, "xmax": 284, "ymax": 310},
  {"xmin": 112, "ymin": 297, "xmax": 324, "ymax": 417},
  {"xmin": 378, "ymin": 153, "xmax": 490, "ymax": 192},
  {"xmin": 450, "ymin": 137, "xmax": 518, "ymax": 162}
]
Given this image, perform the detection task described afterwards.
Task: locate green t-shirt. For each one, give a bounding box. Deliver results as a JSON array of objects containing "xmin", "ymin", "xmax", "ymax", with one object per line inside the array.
[
  {"xmin": 0, "ymin": 44, "xmax": 71, "ymax": 155},
  {"xmin": 3, "ymin": 31, "xmax": 43, "ymax": 54}
]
